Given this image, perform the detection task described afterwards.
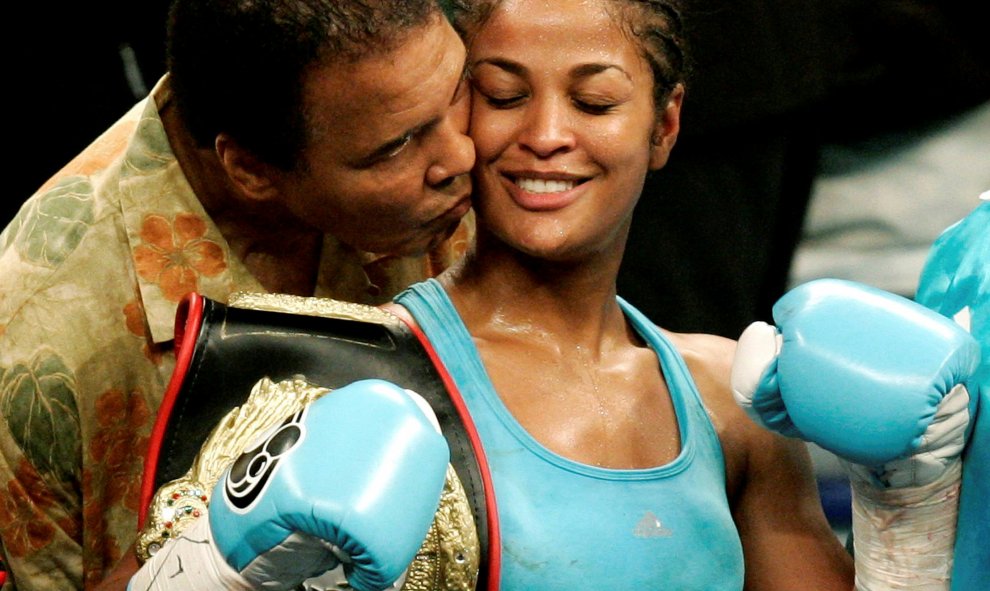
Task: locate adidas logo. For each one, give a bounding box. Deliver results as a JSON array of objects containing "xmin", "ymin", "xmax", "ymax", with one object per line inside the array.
[{"xmin": 633, "ymin": 510, "xmax": 673, "ymax": 538}]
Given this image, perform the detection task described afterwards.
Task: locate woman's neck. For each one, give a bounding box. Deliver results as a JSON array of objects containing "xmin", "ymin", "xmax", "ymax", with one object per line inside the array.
[
  {"xmin": 437, "ymin": 227, "xmax": 675, "ymax": 470},
  {"xmin": 441, "ymin": 235, "xmax": 630, "ymax": 355}
]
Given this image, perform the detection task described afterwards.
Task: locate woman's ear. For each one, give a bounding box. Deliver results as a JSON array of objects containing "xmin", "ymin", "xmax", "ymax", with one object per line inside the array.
[
  {"xmin": 649, "ymin": 84, "xmax": 684, "ymax": 171},
  {"xmin": 215, "ymin": 133, "xmax": 281, "ymax": 202}
]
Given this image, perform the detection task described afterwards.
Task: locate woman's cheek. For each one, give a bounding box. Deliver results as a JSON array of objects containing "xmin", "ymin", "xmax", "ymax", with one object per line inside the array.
[{"xmin": 471, "ymin": 115, "xmax": 512, "ymax": 161}]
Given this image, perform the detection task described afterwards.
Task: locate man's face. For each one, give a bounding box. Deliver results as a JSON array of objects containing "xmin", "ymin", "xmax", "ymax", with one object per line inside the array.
[{"xmin": 275, "ymin": 15, "xmax": 474, "ymax": 256}]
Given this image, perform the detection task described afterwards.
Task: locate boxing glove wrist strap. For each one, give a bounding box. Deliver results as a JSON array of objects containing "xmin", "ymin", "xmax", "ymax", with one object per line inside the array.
[
  {"xmin": 852, "ymin": 461, "xmax": 961, "ymax": 591},
  {"xmin": 129, "ymin": 515, "xmax": 254, "ymax": 591}
]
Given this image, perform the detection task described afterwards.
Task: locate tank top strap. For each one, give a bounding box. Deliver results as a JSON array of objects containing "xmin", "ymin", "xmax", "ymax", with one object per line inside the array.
[
  {"xmin": 396, "ymin": 279, "xmax": 484, "ymax": 379},
  {"xmin": 618, "ymin": 296, "xmax": 722, "ymax": 456}
]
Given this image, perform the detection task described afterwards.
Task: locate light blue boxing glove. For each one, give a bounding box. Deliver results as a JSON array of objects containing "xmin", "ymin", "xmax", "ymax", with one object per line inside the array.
[
  {"xmin": 732, "ymin": 278, "xmax": 982, "ymax": 589},
  {"xmin": 731, "ymin": 278, "xmax": 980, "ymax": 488},
  {"xmin": 129, "ymin": 378, "xmax": 449, "ymax": 591}
]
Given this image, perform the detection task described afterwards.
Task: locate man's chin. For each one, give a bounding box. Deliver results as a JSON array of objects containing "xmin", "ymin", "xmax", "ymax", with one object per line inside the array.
[
  {"xmin": 364, "ymin": 230, "xmax": 450, "ymax": 259},
  {"xmin": 357, "ymin": 213, "xmax": 465, "ymax": 258},
  {"xmin": 428, "ymin": 220, "xmax": 462, "ymax": 250}
]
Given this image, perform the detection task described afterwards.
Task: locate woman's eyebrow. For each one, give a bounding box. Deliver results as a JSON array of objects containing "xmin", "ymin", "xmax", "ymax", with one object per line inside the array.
[
  {"xmin": 571, "ymin": 62, "xmax": 632, "ymax": 82},
  {"xmin": 471, "ymin": 57, "xmax": 526, "ymax": 76},
  {"xmin": 470, "ymin": 58, "xmax": 632, "ymax": 83}
]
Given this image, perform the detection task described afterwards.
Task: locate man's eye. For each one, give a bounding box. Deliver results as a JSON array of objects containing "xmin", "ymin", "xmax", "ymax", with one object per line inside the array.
[
  {"xmin": 355, "ymin": 133, "xmax": 413, "ymax": 169},
  {"xmin": 384, "ymin": 135, "xmax": 412, "ymax": 159}
]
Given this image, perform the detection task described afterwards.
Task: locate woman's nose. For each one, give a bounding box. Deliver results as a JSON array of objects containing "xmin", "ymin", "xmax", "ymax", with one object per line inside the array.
[{"xmin": 517, "ymin": 98, "xmax": 576, "ymax": 158}]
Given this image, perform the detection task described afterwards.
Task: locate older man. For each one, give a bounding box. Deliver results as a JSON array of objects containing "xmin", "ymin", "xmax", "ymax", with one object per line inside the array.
[{"xmin": 0, "ymin": 1, "xmax": 474, "ymax": 588}]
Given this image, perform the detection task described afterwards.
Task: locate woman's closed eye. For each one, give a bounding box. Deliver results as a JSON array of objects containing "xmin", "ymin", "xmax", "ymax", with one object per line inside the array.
[
  {"xmin": 573, "ymin": 97, "xmax": 620, "ymax": 115},
  {"xmin": 479, "ymin": 90, "xmax": 528, "ymax": 109}
]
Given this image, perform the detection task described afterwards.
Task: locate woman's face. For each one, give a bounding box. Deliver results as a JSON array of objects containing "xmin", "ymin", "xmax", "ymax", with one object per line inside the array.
[{"xmin": 467, "ymin": 0, "xmax": 681, "ymax": 263}]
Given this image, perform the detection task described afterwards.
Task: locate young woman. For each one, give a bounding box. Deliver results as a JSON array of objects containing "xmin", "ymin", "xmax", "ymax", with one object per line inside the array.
[
  {"xmin": 389, "ymin": 0, "xmax": 855, "ymax": 588},
  {"xmin": 129, "ymin": 1, "xmax": 971, "ymax": 589}
]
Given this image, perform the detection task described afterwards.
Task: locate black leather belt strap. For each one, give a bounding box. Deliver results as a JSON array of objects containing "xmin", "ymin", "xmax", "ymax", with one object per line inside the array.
[{"xmin": 144, "ymin": 293, "xmax": 489, "ymax": 581}]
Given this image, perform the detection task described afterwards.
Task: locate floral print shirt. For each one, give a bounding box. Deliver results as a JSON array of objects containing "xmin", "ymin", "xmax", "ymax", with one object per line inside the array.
[{"xmin": 0, "ymin": 77, "xmax": 472, "ymax": 591}]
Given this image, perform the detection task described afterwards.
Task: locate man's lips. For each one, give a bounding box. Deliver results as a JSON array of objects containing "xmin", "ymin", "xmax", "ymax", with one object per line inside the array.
[{"xmin": 444, "ymin": 194, "xmax": 473, "ymax": 220}]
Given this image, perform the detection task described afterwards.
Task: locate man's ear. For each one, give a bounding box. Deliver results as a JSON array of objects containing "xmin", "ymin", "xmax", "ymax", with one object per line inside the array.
[
  {"xmin": 215, "ymin": 133, "xmax": 281, "ymax": 201},
  {"xmin": 649, "ymin": 83, "xmax": 684, "ymax": 171}
]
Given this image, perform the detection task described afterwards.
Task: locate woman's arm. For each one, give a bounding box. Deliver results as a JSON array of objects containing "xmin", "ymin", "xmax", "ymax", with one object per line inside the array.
[
  {"xmin": 731, "ymin": 424, "xmax": 854, "ymax": 590},
  {"xmin": 674, "ymin": 331, "xmax": 854, "ymax": 591}
]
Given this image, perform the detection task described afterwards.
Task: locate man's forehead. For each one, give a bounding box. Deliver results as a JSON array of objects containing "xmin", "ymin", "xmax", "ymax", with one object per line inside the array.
[{"xmin": 303, "ymin": 18, "xmax": 466, "ymax": 136}]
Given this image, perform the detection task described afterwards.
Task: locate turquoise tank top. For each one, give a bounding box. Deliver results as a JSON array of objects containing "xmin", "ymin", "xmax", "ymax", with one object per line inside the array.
[{"xmin": 396, "ymin": 280, "xmax": 745, "ymax": 590}]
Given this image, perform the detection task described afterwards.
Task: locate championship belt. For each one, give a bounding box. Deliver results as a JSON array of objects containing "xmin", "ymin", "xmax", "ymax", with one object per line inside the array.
[{"xmin": 137, "ymin": 292, "xmax": 494, "ymax": 590}]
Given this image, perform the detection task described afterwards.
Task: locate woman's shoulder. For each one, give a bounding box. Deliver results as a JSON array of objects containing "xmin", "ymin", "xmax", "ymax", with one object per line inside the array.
[
  {"xmin": 659, "ymin": 329, "xmax": 743, "ymax": 427},
  {"xmin": 661, "ymin": 329, "xmax": 736, "ymax": 387},
  {"xmin": 659, "ymin": 328, "xmax": 767, "ymax": 484}
]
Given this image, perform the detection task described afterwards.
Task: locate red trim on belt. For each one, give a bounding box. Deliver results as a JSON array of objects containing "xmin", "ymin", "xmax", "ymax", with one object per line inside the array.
[
  {"xmin": 138, "ymin": 292, "xmax": 205, "ymax": 528},
  {"xmin": 390, "ymin": 308, "xmax": 502, "ymax": 591}
]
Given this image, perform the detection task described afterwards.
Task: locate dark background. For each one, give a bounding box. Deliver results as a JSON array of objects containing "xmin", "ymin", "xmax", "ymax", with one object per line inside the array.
[{"xmin": 9, "ymin": 3, "xmax": 171, "ymax": 224}]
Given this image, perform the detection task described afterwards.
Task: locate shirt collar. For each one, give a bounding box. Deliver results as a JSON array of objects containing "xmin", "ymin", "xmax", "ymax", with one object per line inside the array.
[{"xmin": 118, "ymin": 76, "xmax": 264, "ymax": 343}]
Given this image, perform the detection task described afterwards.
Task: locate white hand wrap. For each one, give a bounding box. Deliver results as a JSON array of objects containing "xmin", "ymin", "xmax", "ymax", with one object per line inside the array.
[
  {"xmin": 129, "ymin": 510, "xmax": 362, "ymax": 591},
  {"xmin": 851, "ymin": 461, "xmax": 961, "ymax": 591},
  {"xmin": 128, "ymin": 515, "xmax": 254, "ymax": 591}
]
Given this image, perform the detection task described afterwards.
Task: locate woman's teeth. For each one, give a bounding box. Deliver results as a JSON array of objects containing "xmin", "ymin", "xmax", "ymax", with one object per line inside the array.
[{"xmin": 515, "ymin": 178, "xmax": 576, "ymax": 194}]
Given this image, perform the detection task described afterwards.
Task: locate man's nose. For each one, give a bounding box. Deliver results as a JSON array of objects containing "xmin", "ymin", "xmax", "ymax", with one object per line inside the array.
[{"xmin": 427, "ymin": 99, "xmax": 476, "ymax": 189}]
